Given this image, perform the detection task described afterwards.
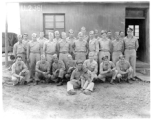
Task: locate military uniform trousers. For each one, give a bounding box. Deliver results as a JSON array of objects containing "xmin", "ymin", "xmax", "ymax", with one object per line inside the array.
[
  {"xmin": 124, "ymin": 49, "xmax": 136, "ymax": 77},
  {"xmin": 59, "ymin": 52, "xmax": 69, "ymax": 66},
  {"xmin": 112, "ymin": 51, "xmax": 123, "ymax": 65},
  {"xmin": 29, "ymin": 52, "xmax": 40, "ymax": 79},
  {"xmin": 35, "ymin": 72, "xmax": 50, "ymax": 82},
  {"xmin": 117, "ymin": 67, "xmax": 133, "ymax": 80},
  {"xmin": 98, "ymin": 70, "xmax": 117, "ymax": 82},
  {"xmin": 82, "ymin": 80, "xmax": 94, "ymax": 91},
  {"xmin": 12, "ymin": 70, "xmax": 30, "ymax": 84},
  {"xmin": 75, "ymin": 51, "xmax": 87, "ymax": 62},
  {"xmin": 51, "ymin": 69, "xmax": 65, "ymax": 82}
]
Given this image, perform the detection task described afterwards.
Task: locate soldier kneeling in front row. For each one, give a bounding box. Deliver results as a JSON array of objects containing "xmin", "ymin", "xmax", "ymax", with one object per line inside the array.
[
  {"xmin": 116, "ymin": 55, "xmax": 133, "ymax": 83},
  {"xmin": 11, "ymin": 55, "xmax": 30, "ymax": 86},
  {"xmin": 97, "ymin": 55, "xmax": 117, "ymax": 84},
  {"xmin": 35, "ymin": 55, "xmax": 51, "ymax": 85}
]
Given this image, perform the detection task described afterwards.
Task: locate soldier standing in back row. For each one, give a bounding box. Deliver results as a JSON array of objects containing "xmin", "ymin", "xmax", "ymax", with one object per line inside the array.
[
  {"xmin": 88, "ymin": 31, "xmax": 99, "ymax": 61},
  {"xmin": 111, "ymin": 31, "xmax": 124, "ymax": 65},
  {"xmin": 43, "ymin": 32, "xmax": 58, "ymax": 71},
  {"xmin": 27, "ymin": 33, "xmax": 41, "ymax": 80},
  {"xmin": 73, "ymin": 32, "xmax": 88, "ymax": 62},
  {"xmin": 98, "ymin": 30, "xmax": 112, "ymax": 64},
  {"xmin": 37, "ymin": 31, "xmax": 48, "ymax": 55},
  {"xmin": 124, "ymin": 28, "xmax": 139, "ymax": 81},
  {"xmin": 81, "ymin": 27, "xmax": 89, "ymax": 42},
  {"xmin": 57, "ymin": 32, "xmax": 71, "ymax": 68},
  {"xmin": 54, "ymin": 31, "xmax": 62, "ymax": 43},
  {"xmin": 94, "ymin": 29, "xmax": 101, "ymax": 41},
  {"xmin": 67, "ymin": 29, "xmax": 76, "ymax": 59},
  {"xmin": 13, "ymin": 34, "xmax": 26, "ymax": 63}
]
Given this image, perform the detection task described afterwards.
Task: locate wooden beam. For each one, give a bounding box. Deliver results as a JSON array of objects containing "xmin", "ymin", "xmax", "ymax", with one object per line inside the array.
[{"xmin": 5, "ymin": 3, "xmax": 8, "ymax": 67}]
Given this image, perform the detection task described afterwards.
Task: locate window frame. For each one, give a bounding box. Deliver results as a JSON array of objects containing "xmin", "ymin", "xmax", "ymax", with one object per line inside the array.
[{"xmin": 43, "ymin": 13, "xmax": 65, "ymax": 37}]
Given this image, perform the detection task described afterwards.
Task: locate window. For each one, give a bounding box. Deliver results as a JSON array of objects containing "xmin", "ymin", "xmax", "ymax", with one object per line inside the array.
[
  {"xmin": 43, "ymin": 14, "xmax": 65, "ymax": 38},
  {"xmin": 128, "ymin": 25, "xmax": 139, "ymax": 39}
]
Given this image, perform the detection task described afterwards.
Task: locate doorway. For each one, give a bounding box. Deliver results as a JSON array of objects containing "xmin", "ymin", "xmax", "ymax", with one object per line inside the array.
[{"xmin": 125, "ymin": 19, "xmax": 146, "ymax": 62}]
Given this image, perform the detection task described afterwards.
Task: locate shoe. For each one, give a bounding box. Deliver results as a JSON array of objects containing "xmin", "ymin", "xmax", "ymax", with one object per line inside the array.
[
  {"xmin": 83, "ymin": 90, "xmax": 91, "ymax": 95},
  {"xmin": 33, "ymin": 81, "xmax": 38, "ymax": 86},
  {"xmin": 67, "ymin": 90, "xmax": 76, "ymax": 95},
  {"xmin": 110, "ymin": 79, "xmax": 115, "ymax": 85},
  {"xmin": 24, "ymin": 81, "xmax": 27, "ymax": 85},
  {"xmin": 127, "ymin": 79, "xmax": 132, "ymax": 84},
  {"xmin": 57, "ymin": 81, "xmax": 63, "ymax": 86}
]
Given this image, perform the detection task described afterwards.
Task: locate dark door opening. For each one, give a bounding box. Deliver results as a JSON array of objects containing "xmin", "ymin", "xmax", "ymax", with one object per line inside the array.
[{"xmin": 125, "ymin": 19, "xmax": 146, "ymax": 62}]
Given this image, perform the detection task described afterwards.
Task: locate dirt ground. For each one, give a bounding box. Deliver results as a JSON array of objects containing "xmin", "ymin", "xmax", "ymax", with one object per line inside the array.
[{"xmin": 2, "ymin": 73, "xmax": 150, "ymax": 119}]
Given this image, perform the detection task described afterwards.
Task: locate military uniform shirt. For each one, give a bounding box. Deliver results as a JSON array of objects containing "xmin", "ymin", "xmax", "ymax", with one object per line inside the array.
[
  {"xmin": 52, "ymin": 60, "xmax": 65, "ymax": 73},
  {"xmin": 73, "ymin": 39, "xmax": 88, "ymax": 52},
  {"xmin": 112, "ymin": 39, "xmax": 124, "ymax": 52},
  {"xmin": 89, "ymin": 38, "xmax": 99, "ymax": 53},
  {"xmin": 116, "ymin": 60, "xmax": 130, "ymax": 72},
  {"xmin": 12, "ymin": 61, "xmax": 27, "ymax": 75},
  {"xmin": 36, "ymin": 60, "xmax": 50, "ymax": 72},
  {"xmin": 58, "ymin": 39, "xmax": 70, "ymax": 52},
  {"xmin": 124, "ymin": 36, "xmax": 138, "ymax": 50},
  {"xmin": 43, "ymin": 40, "xmax": 57, "ymax": 54}
]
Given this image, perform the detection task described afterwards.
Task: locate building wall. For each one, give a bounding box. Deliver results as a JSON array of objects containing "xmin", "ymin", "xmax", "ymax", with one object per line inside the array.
[
  {"xmin": 20, "ymin": 2, "xmax": 126, "ymax": 37},
  {"xmin": 19, "ymin": 2, "xmax": 149, "ymax": 63}
]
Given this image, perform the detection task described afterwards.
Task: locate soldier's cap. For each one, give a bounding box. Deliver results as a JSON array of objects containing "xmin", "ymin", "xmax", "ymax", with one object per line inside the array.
[
  {"xmin": 69, "ymin": 29, "xmax": 74, "ymax": 34},
  {"xmin": 81, "ymin": 26, "xmax": 86, "ymax": 31},
  {"xmin": 101, "ymin": 30, "xmax": 107, "ymax": 34},
  {"xmin": 55, "ymin": 31, "xmax": 60, "ymax": 35},
  {"xmin": 127, "ymin": 27, "xmax": 133, "ymax": 32},
  {"xmin": 76, "ymin": 60, "xmax": 83, "ymax": 65},
  {"xmin": 102, "ymin": 55, "xmax": 108, "ymax": 60},
  {"xmin": 89, "ymin": 31, "xmax": 94, "ymax": 35},
  {"xmin": 23, "ymin": 33, "xmax": 28, "ymax": 36}
]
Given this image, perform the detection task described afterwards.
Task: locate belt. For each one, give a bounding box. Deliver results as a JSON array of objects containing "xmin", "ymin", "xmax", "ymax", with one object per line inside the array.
[
  {"xmin": 75, "ymin": 51, "xmax": 86, "ymax": 53},
  {"xmin": 126, "ymin": 48, "xmax": 135, "ymax": 50},
  {"xmin": 113, "ymin": 50, "xmax": 122, "ymax": 52},
  {"xmin": 99, "ymin": 49, "xmax": 109, "ymax": 52},
  {"xmin": 60, "ymin": 51, "xmax": 69, "ymax": 54},
  {"xmin": 30, "ymin": 52, "xmax": 40, "ymax": 54},
  {"xmin": 17, "ymin": 53, "xmax": 25, "ymax": 54},
  {"xmin": 46, "ymin": 52, "xmax": 55, "ymax": 55}
]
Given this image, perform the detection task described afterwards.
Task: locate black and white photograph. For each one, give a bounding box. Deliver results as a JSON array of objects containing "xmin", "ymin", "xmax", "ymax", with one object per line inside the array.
[{"xmin": 1, "ymin": 0, "xmax": 150, "ymax": 119}]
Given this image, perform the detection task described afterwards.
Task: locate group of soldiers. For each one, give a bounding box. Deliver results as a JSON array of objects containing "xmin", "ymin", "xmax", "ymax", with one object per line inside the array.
[{"xmin": 11, "ymin": 26, "xmax": 139, "ymax": 95}]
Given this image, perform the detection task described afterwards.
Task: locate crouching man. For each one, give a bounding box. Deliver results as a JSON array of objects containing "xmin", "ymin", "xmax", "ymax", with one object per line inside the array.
[
  {"xmin": 35, "ymin": 55, "xmax": 51, "ymax": 85},
  {"xmin": 67, "ymin": 60, "xmax": 83, "ymax": 95},
  {"xmin": 65, "ymin": 54, "xmax": 76, "ymax": 81},
  {"xmin": 81, "ymin": 65, "xmax": 95, "ymax": 95},
  {"xmin": 11, "ymin": 55, "xmax": 30, "ymax": 86},
  {"xmin": 51, "ymin": 54, "xmax": 65, "ymax": 86},
  {"xmin": 83, "ymin": 52, "xmax": 98, "ymax": 82},
  {"xmin": 97, "ymin": 55, "xmax": 117, "ymax": 84},
  {"xmin": 116, "ymin": 55, "xmax": 133, "ymax": 83}
]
